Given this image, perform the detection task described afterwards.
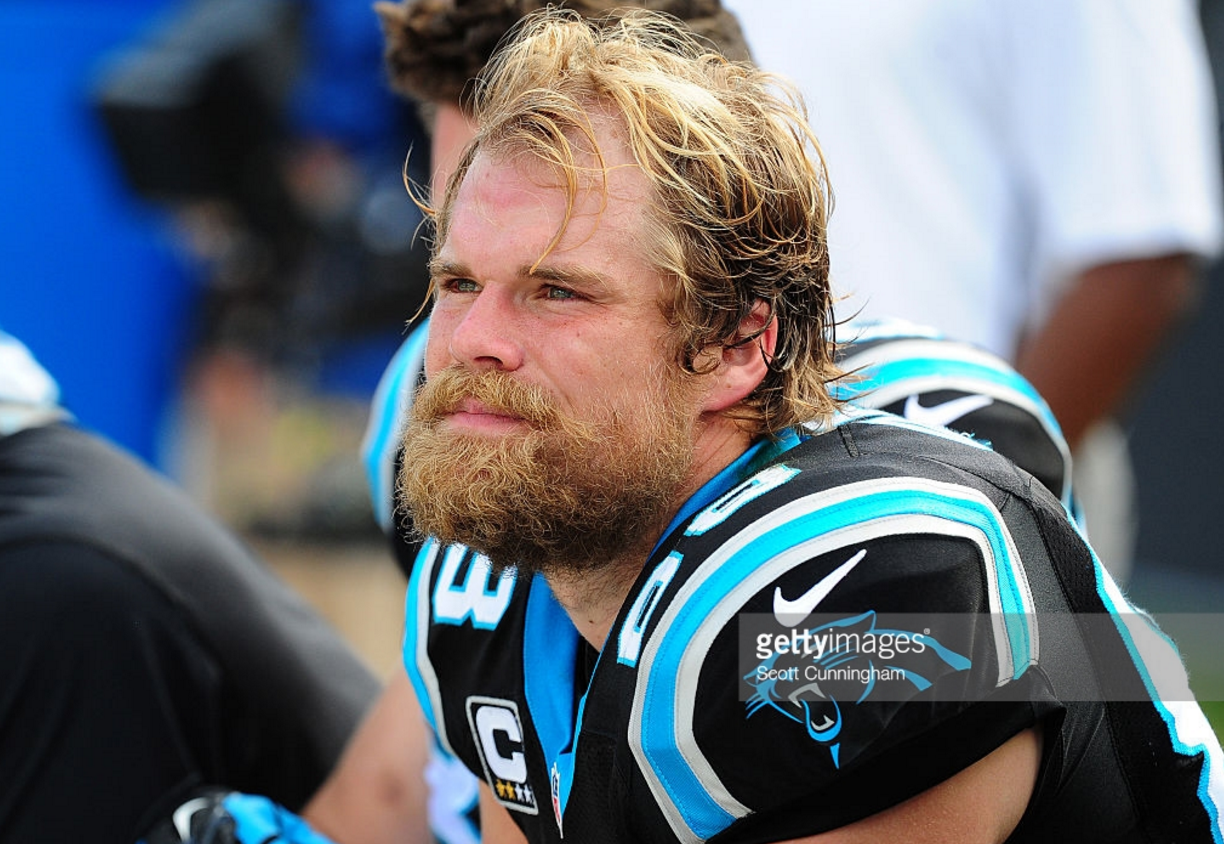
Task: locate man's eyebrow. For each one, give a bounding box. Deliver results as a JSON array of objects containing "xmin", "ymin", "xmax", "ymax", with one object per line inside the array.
[
  {"xmin": 527, "ymin": 263, "xmax": 612, "ymax": 291},
  {"xmin": 428, "ymin": 258, "xmax": 466, "ymax": 279},
  {"xmin": 428, "ymin": 258, "xmax": 612, "ymax": 290}
]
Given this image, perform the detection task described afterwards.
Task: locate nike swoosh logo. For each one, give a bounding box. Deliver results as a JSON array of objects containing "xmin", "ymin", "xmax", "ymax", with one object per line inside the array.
[
  {"xmin": 903, "ymin": 393, "xmax": 993, "ymax": 429},
  {"xmin": 773, "ymin": 549, "xmax": 866, "ymax": 627}
]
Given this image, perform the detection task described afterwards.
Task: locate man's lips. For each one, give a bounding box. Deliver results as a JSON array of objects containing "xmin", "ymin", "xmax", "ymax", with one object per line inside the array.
[{"xmin": 442, "ymin": 398, "xmax": 529, "ymax": 433}]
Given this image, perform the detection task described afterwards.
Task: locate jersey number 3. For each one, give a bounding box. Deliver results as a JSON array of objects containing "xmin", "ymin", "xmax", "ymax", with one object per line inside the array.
[{"xmin": 433, "ymin": 545, "xmax": 515, "ymax": 629}]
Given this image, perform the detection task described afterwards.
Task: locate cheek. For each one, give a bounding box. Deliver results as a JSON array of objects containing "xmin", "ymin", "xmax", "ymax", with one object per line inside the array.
[
  {"xmin": 532, "ymin": 347, "xmax": 623, "ymax": 413},
  {"xmin": 581, "ymin": 356, "xmax": 667, "ymax": 412},
  {"xmin": 422, "ymin": 324, "xmax": 455, "ymax": 377}
]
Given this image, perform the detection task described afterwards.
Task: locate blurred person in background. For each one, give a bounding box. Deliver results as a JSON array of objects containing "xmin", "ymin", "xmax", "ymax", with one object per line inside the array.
[
  {"xmin": 721, "ymin": 0, "xmax": 1224, "ymax": 581},
  {"xmin": 0, "ymin": 327, "xmax": 380, "ymax": 843},
  {"xmin": 83, "ymin": 0, "xmax": 434, "ymax": 537},
  {"xmin": 2, "ymin": 0, "xmax": 433, "ymax": 530}
]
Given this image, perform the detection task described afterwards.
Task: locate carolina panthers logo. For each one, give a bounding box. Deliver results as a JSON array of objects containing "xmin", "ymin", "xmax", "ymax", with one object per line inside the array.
[{"xmin": 745, "ymin": 610, "xmax": 971, "ymax": 768}]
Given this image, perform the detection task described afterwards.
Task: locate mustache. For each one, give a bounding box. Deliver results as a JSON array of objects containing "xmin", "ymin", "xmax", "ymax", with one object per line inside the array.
[{"xmin": 410, "ymin": 367, "xmax": 562, "ymax": 428}]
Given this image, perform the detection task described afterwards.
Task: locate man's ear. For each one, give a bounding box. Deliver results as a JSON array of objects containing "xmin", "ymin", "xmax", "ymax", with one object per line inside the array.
[{"xmin": 703, "ymin": 299, "xmax": 778, "ymax": 413}]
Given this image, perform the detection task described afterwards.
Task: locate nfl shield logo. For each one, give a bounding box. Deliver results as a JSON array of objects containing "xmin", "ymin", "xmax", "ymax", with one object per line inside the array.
[{"xmin": 550, "ymin": 762, "xmax": 564, "ymax": 837}]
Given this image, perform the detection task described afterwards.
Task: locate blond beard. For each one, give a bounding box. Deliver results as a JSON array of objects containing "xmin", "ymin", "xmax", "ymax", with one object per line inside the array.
[{"xmin": 397, "ymin": 366, "xmax": 695, "ymax": 577}]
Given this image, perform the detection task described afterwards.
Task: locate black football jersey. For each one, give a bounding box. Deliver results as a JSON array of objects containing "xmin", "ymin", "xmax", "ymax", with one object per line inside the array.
[{"xmin": 402, "ymin": 415, "xmax": 1223, "ymax": 843}]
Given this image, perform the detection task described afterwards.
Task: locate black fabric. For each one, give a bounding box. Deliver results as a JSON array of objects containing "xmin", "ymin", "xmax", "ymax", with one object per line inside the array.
[
  {"xmin": 0, "ymin": 543, "xmax": 225, "ymax": 843},
  {"xmin": 878, "ymin": 389, "xmax": 1067, "ymax": 500},
  {"xmin": 0, "ymin": 423, "xmax": 380, "ymax": 843}
]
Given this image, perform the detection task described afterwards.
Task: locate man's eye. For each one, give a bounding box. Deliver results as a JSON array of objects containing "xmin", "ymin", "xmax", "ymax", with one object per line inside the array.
[
  {"xmin": 545, "ymin": 286, "xmax": 578, "ymax": 300},
  {"xmin": 442, "ymin": 278, "xmax": 479, "ymax": 293}
]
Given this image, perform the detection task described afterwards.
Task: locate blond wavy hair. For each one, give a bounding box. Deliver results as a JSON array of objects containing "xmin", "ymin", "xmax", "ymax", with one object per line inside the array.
[{"xmin": 430, "ymin": 8, "xmax": 841, "ymax": 436}]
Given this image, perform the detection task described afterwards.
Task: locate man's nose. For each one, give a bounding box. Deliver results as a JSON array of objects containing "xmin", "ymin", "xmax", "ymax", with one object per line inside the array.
[{"xmin": 445, "ymin": 290, "xmax": 525, "ymax": 372}]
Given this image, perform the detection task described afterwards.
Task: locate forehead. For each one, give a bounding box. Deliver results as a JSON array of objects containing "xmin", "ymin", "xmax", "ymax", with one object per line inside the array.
[{"xmin": 439, "ymin": 117, "xmax": 655, "ymax": 268}]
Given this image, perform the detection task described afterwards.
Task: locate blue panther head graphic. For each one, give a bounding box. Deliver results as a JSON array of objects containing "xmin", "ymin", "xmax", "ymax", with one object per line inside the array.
[{"xmin": 745, "ymin": 610, "xmax": 971, "ymax": 768}]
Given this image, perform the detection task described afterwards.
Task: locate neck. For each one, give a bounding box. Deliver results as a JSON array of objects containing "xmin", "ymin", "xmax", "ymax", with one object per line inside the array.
[{"xmin": 546, "ymin": 553, "xmax": 644, "ymax": 651}]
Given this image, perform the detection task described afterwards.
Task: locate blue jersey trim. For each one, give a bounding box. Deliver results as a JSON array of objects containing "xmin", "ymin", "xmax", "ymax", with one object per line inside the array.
[
  {"xmin": 688, "ymin": 430, "xmax": 802, "ymax": 531},
  {"xmin": 842, "ymin": 356, "xmax": 1051, "ymax": 426},
  {"xmin": 403, "ymin": 539, "xmax": 441, "ymax": 736},
  {"xmin": 361, "ymin": 323, "xmax": 429, "ymax": 531},
  {"xmin": 523, "ymin": 576, "xmax": 583, "ymax": 821},
  {"xmin": 223, "ymin": 793, "xmax": 337, "ymax": 844},
  {"xmin": 652, "ymin": 429, "xmax": 802, "ymax": 555}
]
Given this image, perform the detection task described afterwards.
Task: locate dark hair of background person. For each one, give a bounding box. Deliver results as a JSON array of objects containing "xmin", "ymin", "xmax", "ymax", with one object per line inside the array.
[{"xmin": 374, "ymin": 0, "xmax": 753, "ymax": 125}]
